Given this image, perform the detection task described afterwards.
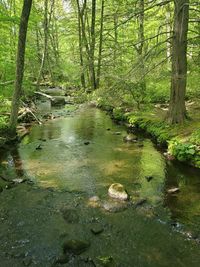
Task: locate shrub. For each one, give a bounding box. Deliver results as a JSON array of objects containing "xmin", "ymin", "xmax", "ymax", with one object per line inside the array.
[{"xmin": 168, "ymin": 140, "xmax": 197, "ymax": 162}]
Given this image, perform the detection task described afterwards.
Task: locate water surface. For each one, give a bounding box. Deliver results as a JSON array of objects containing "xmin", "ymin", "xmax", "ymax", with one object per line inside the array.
[{"xmin": 0, "ymin": 105, "xmax": 200, "ymax": 266}]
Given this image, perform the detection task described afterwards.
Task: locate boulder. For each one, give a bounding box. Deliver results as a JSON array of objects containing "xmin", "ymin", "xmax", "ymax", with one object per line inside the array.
[
  {"xmin": 51, "ymin": 96, "xmax": 66, "ymax": 106},
  {"xmin": 43, "ymin": 88, "xmax": 65, "ymax": 96},
  {"xmin": 108, "ymin": 183, "xmax": 128, "ymax": 200}
]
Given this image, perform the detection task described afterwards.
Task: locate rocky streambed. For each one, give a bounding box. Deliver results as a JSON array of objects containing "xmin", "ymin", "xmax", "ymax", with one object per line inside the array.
[{"xmin": 0, "ymin": 104, "xmax": 200, "ymax": 267}]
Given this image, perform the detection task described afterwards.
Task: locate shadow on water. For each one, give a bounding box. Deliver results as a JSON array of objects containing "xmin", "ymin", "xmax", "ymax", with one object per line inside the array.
[{"xmin": 0, "ymin": 105, "xmax": 200, "ymax": 267}]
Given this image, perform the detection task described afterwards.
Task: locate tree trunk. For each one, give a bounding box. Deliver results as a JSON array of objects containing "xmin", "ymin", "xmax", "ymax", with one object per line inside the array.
[
  {"xmin": 36, "ymin": 0, "xmax": 48, "ymax": 86},
  {"xmin": 76, "ymin": 1, "xmax": 86, "ymax": 88},
  {"xmin": 137, "ymin": 0, "xmax": 146, "ymax": 94},
  {"xmin": 166, "ymin": 3, "xmax": 172, "ymax": 62},
  {"xmin": 167, "ymin": 0, "xmax": 189, "ymax": 124},
  {"xmin": 113, "ymin": 12, "xmax": 118, "ymax": 65},
  {"xmin": 76, "ymin": 0, "xmax": 96, "ymax": 90},
  {"xmin": 96, "ymin": 0, "xmax": 105, "ymax": 88},
  {"xmin": 9, "ymin": 0, "xmax": 33, "ymax": 134},
  {"xmin": 89, "ymin": 0, "xmax": 97, "ymax": 90}
]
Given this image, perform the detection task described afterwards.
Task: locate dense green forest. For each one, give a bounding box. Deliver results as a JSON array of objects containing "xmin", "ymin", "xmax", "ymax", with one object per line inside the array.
[
  {"xmin": 0, "ymin": 0, "xmax": 200, "ymax": 166},
  {"xmin": 1, "ymin": 1, "xmax": 200, "ymax": 266}
]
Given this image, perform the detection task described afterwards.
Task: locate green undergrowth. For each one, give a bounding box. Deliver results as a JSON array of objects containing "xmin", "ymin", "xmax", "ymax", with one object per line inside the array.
[{"xmin": 0, "ymin": 96, "xmax": 10, "ymax": 131}]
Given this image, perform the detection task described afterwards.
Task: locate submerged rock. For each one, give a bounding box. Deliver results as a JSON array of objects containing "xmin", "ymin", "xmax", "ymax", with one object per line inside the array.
[
  {"xmin": 62, "ymin": 239, "xmax": 90, "ymax": 255},
  {"xmin": 84, "ymin": 141, "xmax": 90, "ymax": 145},
  {"xmin": 134, "ymin": 198, "xmax": 147, "ymax": 208},
  {"xmin": 61, "ymin": 208, "xmax": 79, "ymax": 223},
  {"xmin": 23, "ymin": 256, "xmax": 32, "ymax": 266},
  {"xmin": 51, "ymin": 96, "xmax": 66, "ymax": 106},
  {"xmin": 102, "ymin": 200, "xmax": 128, "ymax": 213},
  {"xmin": 90, "ymin": 224, "xmax": 104, "ymax": 235},
  {"xmin": 96, "ymin": 256, "xmax": 116, "ymax": 267},
  {"xmin": 108, "ymin": 183, "xmax": 128, "ymax": 200},
  {"xmin": 36, "ymin": 144, "xmax": 42, "ymax": 150},
  {"xmin": 113, "ymin": 132, "xmax": 121, "ymax": 135},
  {"xmin": 55, "ymin": 254, "xmax": 70, "ymax": 265},
  {"xmin": 123, "ymin": 133, "xmax": 137, "ymax": 142},
  {"xmin": 88, "ymin": 196, "xmax": 101, "ymax": 208}
]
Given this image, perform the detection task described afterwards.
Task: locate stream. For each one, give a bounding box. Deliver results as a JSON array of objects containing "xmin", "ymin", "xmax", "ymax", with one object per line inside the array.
[{"xmin": 0, "ymin": 103, "xmax": 200, "ymax": 267}]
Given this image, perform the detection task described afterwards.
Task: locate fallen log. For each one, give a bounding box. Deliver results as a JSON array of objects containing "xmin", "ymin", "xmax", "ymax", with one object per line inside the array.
[{"xmin": 35, "ymin": 91, "xmax": 54, "ymax": 100}]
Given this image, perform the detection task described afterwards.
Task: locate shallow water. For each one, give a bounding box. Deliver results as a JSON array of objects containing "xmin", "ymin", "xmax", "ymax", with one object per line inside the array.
[{"xmin": 0, "ymin": 104, "xmax": 200, "ymax": 267}]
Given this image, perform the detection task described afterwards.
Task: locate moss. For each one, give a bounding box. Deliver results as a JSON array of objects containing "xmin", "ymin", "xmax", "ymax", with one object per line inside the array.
[
  {"xmin": 112, "ymin": 107, "xmax": 126, "ymax": 121},
  {"xmin": 123, "ymin": 111, "xmax": 200, "ymax": 168}
]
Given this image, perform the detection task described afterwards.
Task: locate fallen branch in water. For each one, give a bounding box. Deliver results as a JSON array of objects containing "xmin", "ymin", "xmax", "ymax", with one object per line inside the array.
[{"xmin": 35, "ymin": 91, "xmax": 54, "ymax": 101}]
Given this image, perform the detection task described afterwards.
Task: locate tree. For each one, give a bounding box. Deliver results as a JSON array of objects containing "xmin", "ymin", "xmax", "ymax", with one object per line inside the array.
[
  {"xmin": 9, "ymin": 0, "xmax": 33, "ymax": 134},
  {"xmin": 96, "ymin": 0, "xmax": 105, "ymax": 88},
  {"xmin": 167, "ymin": 0, "xmax": 189, "ymax": 124}
]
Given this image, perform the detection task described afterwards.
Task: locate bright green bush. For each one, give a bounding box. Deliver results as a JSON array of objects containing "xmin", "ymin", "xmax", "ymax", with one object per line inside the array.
[{"xmin": 168, "ymin": 140, "xmax": 197, "ymax": 162}]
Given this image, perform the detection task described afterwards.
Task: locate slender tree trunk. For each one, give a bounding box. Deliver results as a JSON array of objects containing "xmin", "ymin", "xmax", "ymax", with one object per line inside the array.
[
  {"xmin": 167, "ymin": 0, "xmax": 189, "ymax": 124},
  {"xmin": 9, "ymin": 0, "xmax": 33, "ymax": 134},
  {"xmin": 89, "ymin": 0, "xmax": 97, "ymax": 90},
  {"xmin": 96, "ymin": 0, "xmax": 105, "ymax": 88},
  {"xmin": 76, "ymin": 0, "xmax": 96, "ymax": 90},
  {"xmin": 113, "ymin": 12, "xmax": 118, "ymax": 66},
  {"xmin": 166, "ymin": 3, "xmax": 172, "ymax": 62},
  {"xmin": 137, "ymin": 0, "xmax": 146, "ymax": 94},
  {"xmin": 36, "ymin": 0, "xmax": 48, "ymax": 86},
  {"xmin": 76, "ymin": 1, "xmax": 86, "ymax": 88}
]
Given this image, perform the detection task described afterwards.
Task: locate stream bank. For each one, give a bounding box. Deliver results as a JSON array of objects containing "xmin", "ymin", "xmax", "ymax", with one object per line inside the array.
[{"xmin": 97, "ymin": 101, "xmax": 200, "ymax": 169}]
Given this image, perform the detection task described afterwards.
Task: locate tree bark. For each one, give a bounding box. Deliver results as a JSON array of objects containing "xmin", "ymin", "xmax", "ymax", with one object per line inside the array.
[
  {"xmin": 167, "ymin": 0, "xmax": 189, "ymax": 124},
  {"xmin": 89, "ymin": 0, "xmax": 97, "ymax": 90},
  {"xmin": 137, "ymin": 0, "xmax": 146, "ymax": 94},
  {"xmin": 76, "ymin": 0, "xmax": 86, "ymax": 88},
  {"xmin": 36, "ymin": 0, "xmax": 48, "ymax": 86},
  {"xmin": 9, "ymin": 0, "xmax": 33, "ymax": 134},
  {"xmin": 96, "ymin": 0, "xmax": 105, "ymax": 88}
]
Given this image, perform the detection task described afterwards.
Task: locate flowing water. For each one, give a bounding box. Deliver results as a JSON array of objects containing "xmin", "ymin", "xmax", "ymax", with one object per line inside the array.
[{"xmin": 0, "ymin": 104, "xmax": 200, "ymax": 267}]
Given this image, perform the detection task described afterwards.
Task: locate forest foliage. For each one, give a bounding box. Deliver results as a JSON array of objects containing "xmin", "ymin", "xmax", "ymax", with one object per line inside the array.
[
  {"xmin": 0, "ymin": 0, "xmax": 199, "ymax": 127},
  {"xmin": 0, "ymin": 0, "xmax": 199, "ymax": 102}
]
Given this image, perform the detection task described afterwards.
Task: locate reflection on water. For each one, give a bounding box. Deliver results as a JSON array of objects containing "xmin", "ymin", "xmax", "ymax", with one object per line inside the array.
[{"xmin": 1, "ymin": 105, "xmax": 200, "ymax": 229}]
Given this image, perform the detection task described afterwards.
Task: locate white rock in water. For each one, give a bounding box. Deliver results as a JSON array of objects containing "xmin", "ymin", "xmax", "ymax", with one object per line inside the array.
[
  {"xmin": 108, "ymin": 183, "xmax": 128, "ymax": 200},
  {"xmin": 123, "ymin": 133, "xmax": 137, "ymax": 142},
  {"xmin": 167, "ymin": 187, "xmax": 180, "ymax": 193}
]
